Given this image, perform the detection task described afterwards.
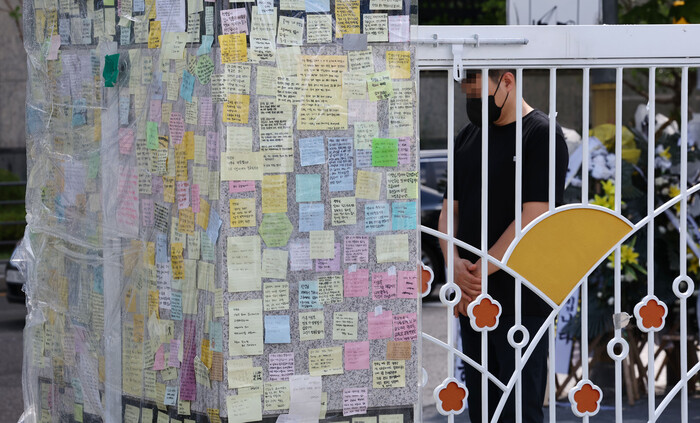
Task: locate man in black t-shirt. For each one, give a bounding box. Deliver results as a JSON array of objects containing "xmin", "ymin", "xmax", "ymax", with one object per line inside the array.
[{"xmin": 438, "ymin": 70, "xmax": 568, "ymax": 423}]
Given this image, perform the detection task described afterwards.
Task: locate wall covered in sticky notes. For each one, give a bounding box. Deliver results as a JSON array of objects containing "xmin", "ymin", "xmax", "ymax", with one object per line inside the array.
[{"xmin": 21, "ymin": 0, "xmax": 419, "ymax": 422}]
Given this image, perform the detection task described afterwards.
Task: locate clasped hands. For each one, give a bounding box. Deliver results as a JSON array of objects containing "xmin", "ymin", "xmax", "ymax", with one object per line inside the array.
[{"xmin": 452, "ymin": 257, "xmax": 483, "ymax": 317}]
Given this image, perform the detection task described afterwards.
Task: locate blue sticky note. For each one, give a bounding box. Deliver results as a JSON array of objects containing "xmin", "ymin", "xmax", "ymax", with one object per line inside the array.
[
  {"xmin": 156, "ymin": 233, "xmax": 169, "ymax": 263},
  {"xmin": 93, "ymin": 266, "xmax": 103, "ymax": 294},
  {"xmin": 356, "ymin": 149, "xmax": 372, "ymax": 168},
  {"xmin": 306, "ymin": 0, "xmax": 330, "ymax": 12},
  {"xmin": 299, "ymin": 136, "xmax": 325, "ymax": 166},
  {"xmin": 299, "ymin": 203, "xmax": 324, "ymax": 232},
  {"xmin": 328, "ymin": 137, "xmax": 354, "ymax": 192},
  {"xmin": 164, "ymin": 386, "xmax": 178, "ymax": 406},
  {"xmin": 296, "ymin": 174, "xmax": 322, "ymax": 202},
  {"xmin": 299, "ymin": 281, "xmax": 322, "ymax": 309},
  {"xmin": 264, "ymin": 315, "xmax": 291, "ymax": 344},
  {"xmin": 392, "ymin": 201, "xmax": 417, "ymax": 230},
  {"xmin": 365, "ymin": 203, "xmax": 391, "ymax": 232},
  {"xmin": 210, "ymin": 321, "xmax": 223, "ymax": 352},
  {"xmin": 180, "ymin": 70, "xmax": 195, "ymax": 102},
  {"xmin": 133, "ymin": 0, "xmax": 145, "ymax": 12},
  {"xmin": 198, "ymin": 35, "xmax": 214, "ymax": 56},
  {"xmin": 207, "ymin": 209, "xmax": 222, "ymax": 244},
  {"xmin": 170, "ymin": 291, "xmax": 183, "ymax": 320},
  {"xmin": 72, "ymin": 98, "xmax": 87, "ymax": 127}
]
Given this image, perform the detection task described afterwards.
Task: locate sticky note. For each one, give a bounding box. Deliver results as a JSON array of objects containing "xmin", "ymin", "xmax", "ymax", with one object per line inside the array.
[
  {"xmin": 344, "ymin": 341, "xmax": 370, "ymax": 370},
  {"xmin": 365, "ymin": 202, "xmax": 391, "ymax": 232},
  {"xmin": 264, "ymin": 381, "xmax": 291, "ymax": 410},
  {"xmin": 387, "ymin": 341, "xmax": 412, "ymax": 360},
  {"xmin": 309, "ymin": 230, "xmax": 334, "ymax": 259},
  {"xmin": 376, "ymin": 234, "xmax": 409, "ymax": 263},
  {"xmin": 219, "ymin": 33, "xmax": 247, "ymax": 63},
  {"xmin": 263, "ymin": 282, "xmax": 289, "ymax": 311},
  {"xmin": 335, "ymin": 0, "xmax": 360, "ymax": 38},
  {"xmin": 368, "ymin": 71, "xmax": 394, "ymax": 101},
  {"xmin": 261, "ymin": 249, "xmax": 288, "ymax": 280},
  {"xmin": 393, "ymin": 313, "xmax": 418, "ymax": 341},
  {"xmin": 227, "ymin": 235, "xmax": 261, "ymax": 292},
  {"xmin": 269, "ymin": 352, "xmax": 295, "ymax": 381},
  {"xmin": 372, "ymin": 272, "xmax": 397, "ymax": 300},
  {"xmin": 103, "ymin": 53, "xmax": 120, "ymax": 87},
  {"xmin": 229, "ymin": 198, "xmax": 256, "ymax": 227},
  {"xmin": 328, "ymin": 137, "xmax": 354, "ymax": 192},
  {"xmin": 299, "ymin": 281, "xmax": 322, "ymax": 309},
  {"xmin": 318, "ymin": 274, "xmax": 343, "ymax": 304},
  {"xmin": 364, "ymin": 14, "xmax": 388, "ymax": 42},
  {"xmin": 344, "ymin": 236, "xmax": 369, "ymax": 263},
  {"xmin": 368, "ymin": 310, "xmax": 393, "ymax": 339},
  {"xmin": 265, "ymin": 315, "xmax": 291, "ymax": 343},
  {"xmin": 262, "ymin": 174, "xmax": 287, "ymax": 213},
  {"xmin": 259, "ymin": 213, "xmax": 293, "ymax": 247},
  {"xmin": 392, "ymin": 201, "xmax": 417, "ymax": 230},
  {"xmin": 299, "ymin": 311, "xmax": 325, "ymax": 341},
  {"xmin": 387, "ymin": 171, "xmax": 418, "ymax": 199},
  {"xmin": 315, "ymin": 244, "xmax": 341, "ymax": 272},
  {"xmin": 299, "ymin": 203, "xmax": 324, "ymax": 232},
  {"xmin": 343, "ymin": 388, "xmax": 368, "ymax": 416},
  {"xmin": 226, "ymin": 394, "xmax": 262, "ymax": 423},
  {"xmin": 296, "ymin": 174, "xmax": 322, "ymax": 202},
  {"xmin": 386, "ymin": 51, "xmax": 411, "ymax": 79},
  {"xmin": 309, "ymin": 346, "xmax": 343, "ymax": 376},
  {"xmin": 372, "ymin": 138, "xmax": 399, "ymax": 167},
  {"xmin": 228, "ymin": 299, "xmax": 263, "ymax": 355},
  {"xmin": 344, "ymin": 267, "xmax": 369, "ymax": 297},
  {"xmin": 372, "ymin": 360, "xmax": 406, "ymax": 388},
  {"xmin": 397, "ymin": 270, "xmax": 418, "ymax": 299},
  {"xmin": 332, "ymin": 197, "xmax": 356, "ymax": 226},
  {"xmin": 356, "ymin": 170, "xmax": 382, "ymax": 200},
  {"xmin": 333, "ymin": 312, "xmax": 358, "ymax": 340}
]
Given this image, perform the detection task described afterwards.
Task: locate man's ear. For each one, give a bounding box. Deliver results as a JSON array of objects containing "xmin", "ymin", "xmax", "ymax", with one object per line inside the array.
[{"xmin": 502, "ymin": 72, "xmax": 516, "ymax": 92}]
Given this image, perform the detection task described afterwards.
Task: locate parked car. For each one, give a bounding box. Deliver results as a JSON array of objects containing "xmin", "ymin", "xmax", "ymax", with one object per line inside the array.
[
  {"xmin": 420, "ymin": 150, "xmax": 447, "ymax": 298},
  {"xmin": 4, "ymin": 243, "xmax": 25, "ymax": 304}
]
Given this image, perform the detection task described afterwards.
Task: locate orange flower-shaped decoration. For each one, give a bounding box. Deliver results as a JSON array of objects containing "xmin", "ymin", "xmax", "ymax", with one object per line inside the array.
[
  {"xmin": 467, "ymin": 294, "xmax": 502, "ymax": 331},
  {"xmin": 633, "ymin": 295, "xmax": 668, "ymax": 332},
  {"xmin": 433, "ymin": 378, "xmax": 468, "ymax": 416},
  {"xmin": 420, "ymin": 263, "xmax": 434, "ymax": 298},
  {"xmin": 568, "ymin": 380, "xmax": 602, "ymax": 417}
]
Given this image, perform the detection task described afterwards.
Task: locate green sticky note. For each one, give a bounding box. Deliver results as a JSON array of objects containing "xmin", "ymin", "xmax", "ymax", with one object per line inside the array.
[
  {"xmin": 372, "ymin": 138, "xmax": 399, "ymax": 167},
  {"xmin": 259, "ymin": 213, "xmax": 293, "ymax": 247},
  {"xmin": 146, "ymin": 121, "xmax": 159, "ymax": 149},
  {"xmin": 103, "ymin": 53, "xmax": 120, "ymax": 87}
]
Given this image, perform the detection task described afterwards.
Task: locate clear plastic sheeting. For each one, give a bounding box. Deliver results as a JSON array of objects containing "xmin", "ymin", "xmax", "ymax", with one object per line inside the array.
[{"xmin": 18, "ymin": 0, "xmax": 420, "ymax": 422}]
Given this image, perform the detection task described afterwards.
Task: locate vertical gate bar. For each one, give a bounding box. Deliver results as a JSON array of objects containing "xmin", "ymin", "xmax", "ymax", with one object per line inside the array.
[
  {"xmin": 614, "ymin": 66, "xmax": 624, "ymax": 423},
  {"xmin": 679, "ymin": 66, "xmax": 689, "ymax": 423},
  {"xmin": 514, "ymin": 67, "xmax": 524, "ymax": 423},
  {"xmin": 647, "ymin": 66, "xmax": 657, "ymax": 423},
  {"xmin": 548, "ymin": 68, "xmax": 557, "ymax": 423},
  {"xmin": 581, "ymin": 67, "xmax": 591, "ymax": 423},
  {"xmin": 446, "ymin": 68, "xmax": 457, "ymax": 423},
  {"xmin": 481, "ymin": 67, "xmax": 490, "ymax": 423}
]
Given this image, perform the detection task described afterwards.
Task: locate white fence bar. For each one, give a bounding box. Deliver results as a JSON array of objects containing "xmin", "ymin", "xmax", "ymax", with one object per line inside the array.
[
  {"xmin": 647, "ymin": 66, "xmax": 657, "ymax": 423},
  {"xmin": 581, "ymin": 67, "xmax": 590, "ymax": 423},
  {"xmin": 614, "ymin": 66, "xmax": 624, "ymax": 423},
  {"xmin": 445, "ymin": 67, "xmax": 456, "ymax": 423},
  {"xmin": 481, "ymin": 67, "xmax": 490, "ymax": 423},
  {"xmin": 514, "ymin": 67, "xmax": 524, "ymax": 423},
  {"xmin": 679, "ymin": 66, "xmax": 689, "ymax": 423},
  {"xmin": 547, "ymin": 68, "xmax": 557, "ymax": 423}
]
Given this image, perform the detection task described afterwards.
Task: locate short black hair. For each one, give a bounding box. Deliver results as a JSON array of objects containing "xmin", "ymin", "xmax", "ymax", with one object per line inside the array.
[{"xmin": 462, "ymin": 69, "xmax": 517, "ymax": 83}]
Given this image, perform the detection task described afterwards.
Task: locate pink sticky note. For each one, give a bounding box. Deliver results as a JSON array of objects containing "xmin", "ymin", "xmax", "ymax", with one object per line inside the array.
[
  {"xmin": 343, "ymin": 268, "xmax": 369, "ymax": 297},
  {"xmin": 269, "ymin": 352, "xmax": 295, "ymax": 381},
  {"xmin": 372, "ymin": 272, "xmax": 397, "ymax": 300},
  {"xmin": 191, "ymin": 184, "xmax": 200, "ymax": 213},
  {"xmin": 119, "ymin": 128, "xmax": 135, "ymax": 154},
  {"xmin": 344, "ymin": 236, "xmax": 369, "ymax": 263},
  {"xmin": 152, "ymin": 176, "xmax": 163, "ymax": 196},
  {"xmin": 149, "ymin": 100, "xmax": 162, "ymax": 122},
  {"xmin": 168, "ymin": 340, "xmax": 181, "ymax": 368},
  {"xmin": 169, "ymin": 113, "xmax": 185, "ymax": 145},
  {"xmin": 388, "ymin": 15, "xmax": 410, "ymax": 43},
  {"xmin": 368, "ymin": 310, "xmax": 393, "ymax": 340},
  {"xmin": 220, "ymin": 7, "xmax": 248, "ymax": 35},
  {"xmin": 397, "ymin": 270, "xmax": 418, "ymax": 299},
  {"xmin": 206, "ymin": 131, "xmax": 219, "ymax": 161},
  {"xmin": 153, "ymin": 344, "xmax": 166, "ymax": 370},
  {"xmin": 229, "ymin": 180, "xmax": 256, "ymax": 193},
  {"xmin": 393, "ymin": 313, "xmax": 418, "ymax": 341},
  {"xmin": 180, "ymin": 319, "xmax": 197, "ymax": 401},
  {"xmin": 343, "ymin": 388, "xmax": 368, "ymax": 416},
  {"xmin": 176, "ymin": 181, "xmax": 190, "ymax": 209},
  {"xmin": 290, "ymin": 241, "xmax": 312, "ymax": 271},
  {"xmin": 316, "ymin": 243, "xmax": 341, "ymax": 272},
  {"xmin": 199, "ymin": 97, "xmax": 214, "ymax": 127},
  {"xmin": 398, "ymin": 137, "xmax": 411, "ymax": 165},
  {"xmin": 344, "ymin": 341, "xmax": 370, "ymax": 370}
]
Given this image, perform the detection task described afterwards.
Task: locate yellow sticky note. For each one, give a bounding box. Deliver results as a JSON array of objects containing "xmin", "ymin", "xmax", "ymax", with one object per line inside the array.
[
  {"xmin": 148, "ymin": 21, "xmax": 161, "ymax": 48},
  {"xmin": 318, "ymin": 275, "xmax": 343, "ymax": 304},
  {"xmin": 299, "ymin": 311, "xmax": 325, "ymax": 341},
  {"xmin": 335, "ymin": 0, "xmax": 361, "ymax": 38},
  {"xmin": 372, "ymin": 360, "xmax": 406, "ymax": 388},
  {"xmin": 223, "ymin": 94, "xmax": 250, "ymax": 123},
  {"xmin": 219, "ymin": 33, "xmax": 248, "ymax": 63},
  {"xmin": 309, "ymin": 230, "xmax": 334, "ymax": 259},
  {"xmin": 379, "ymin": 415, "xmax": 404, "ymax": 423},
  {"xmin": 356, "ymin": 170, "xmax": 382, "ymax": 200},
  {"xmin": 386, "ymin": 51, "xmax": 411, "ymax": 79},
  {"xmin": 386, "ymin": 171, "xmax": 418, "ymax": 200},
  {"xmin": 264, "ymin": 381, "xmax": 290, "ymax": 410},
  {"xmin": 262, "ymin": 174, "xmax": 287, "ymax": 213},
  {"xmin": 375, "ymin": 234, "xmax": 409, "ymax": 263},
  {"xmin": 263, "ymin": 282, "xmax": 290, "ymax": 311},
  {"xmin": 228, "ymin": 299, "xmax": 263, "ymax": 355},
  {"xmin": 308, "ymin": 346, "xmax": 344, "ymax": 376},
  {"xmin": 230, "ymin": 198, "xmax": 256, "ymax": 227},
  {"xmin": 225, "ymin": 394, "xmax": 262, "ymax": 423},
  {"xmin": 261, "ymin": 249, "xmax": 288, "ymax": 280},
  {"xmin": 227, "ymin": 365, "xmax": 263, "ymax": 389},
  {"xmin": 221, "ymin": 151, "xmax": 263, "ymax": 181},
  {"xmin": 333, "ymin": 311, "xmax": 358, "ymax": 340},
  {"xmin": 162, "ymin": 32, "xmax": 188, "ymax": 60},
  {"xmin": 331, "ymin": 197, "xmax": 356, "ymax": 225},
  {"xmin": 178, "ymin": 208, "xmax": 195, "ymax": 235},
  {"xmin": 227, "ymin": 235, "xmax": 261, "ymax": 292}
]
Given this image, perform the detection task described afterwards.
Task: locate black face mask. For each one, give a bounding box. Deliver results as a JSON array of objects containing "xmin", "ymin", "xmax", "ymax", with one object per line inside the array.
[{"xmin": 466, "ymin": 74, "xmax": 509, "ymax": 127}]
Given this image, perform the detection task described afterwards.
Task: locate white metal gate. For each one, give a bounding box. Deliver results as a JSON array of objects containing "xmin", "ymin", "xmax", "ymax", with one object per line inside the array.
[{"xmin": 414, "ymin": 24, "xmax": 700, "ymax": 423}]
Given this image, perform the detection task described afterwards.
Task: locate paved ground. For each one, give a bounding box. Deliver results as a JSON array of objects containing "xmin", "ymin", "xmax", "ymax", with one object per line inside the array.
[{"xmin": 420, "ymin": 301, "xmax": 700, "ymax": 422}]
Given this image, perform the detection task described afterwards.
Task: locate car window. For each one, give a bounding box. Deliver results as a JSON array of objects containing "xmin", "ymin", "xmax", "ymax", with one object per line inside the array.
[{"xmin": 420, "ymin": 158, "xmax": 447, "ymax": 194}]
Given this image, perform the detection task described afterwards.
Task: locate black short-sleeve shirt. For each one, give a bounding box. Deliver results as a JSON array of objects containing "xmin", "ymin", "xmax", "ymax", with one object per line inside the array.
[{"xmin": 447, "ymin": 109, "xmax": 569, "ymax": 316}]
